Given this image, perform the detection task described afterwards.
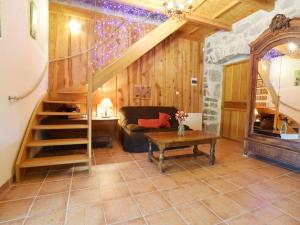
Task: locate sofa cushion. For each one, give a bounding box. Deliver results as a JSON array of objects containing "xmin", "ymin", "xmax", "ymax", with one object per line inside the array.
[
  {"xmin": 159, "ymin": 112, "xmax": 171, "ymax": 128},
  {"xmin": 138, "ymin": 119, "xmax": 161, "ymax": 128}
]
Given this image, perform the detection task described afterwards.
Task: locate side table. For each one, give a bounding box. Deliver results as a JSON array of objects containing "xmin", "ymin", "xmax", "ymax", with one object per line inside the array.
[{"xmin": 92, "ymin": 117, "xmax": 118, "ymax": 148}]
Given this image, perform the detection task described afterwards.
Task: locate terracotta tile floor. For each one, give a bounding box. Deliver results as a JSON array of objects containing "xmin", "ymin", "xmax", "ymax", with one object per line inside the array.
[{"xmin": 0, "ymin": 139, "xmax": 299, "ymax": 225}]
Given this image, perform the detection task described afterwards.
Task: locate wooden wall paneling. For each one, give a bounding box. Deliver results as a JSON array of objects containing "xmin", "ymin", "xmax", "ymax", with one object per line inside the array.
[
  {"xmin": 98, "ymin": 34, "xmax": 203, "ymax": 113},
  {"xmin": 48, "ymin": 12, "xmax": 58, "ymax": 99},
  {"xmin": 128, "ymin": 60, "xmax": 141, "ymax": 106},
  {"xmin": 140, "ymin": 49, "xmax": 154, "ymax": 106},
  {"xmin": 153, "ymin": 41, "xmax": 166, "ymax": 106},
  {"xmin": 174, "ymin": 36, "xmax": 182, "ymax": 110},
  {"xmin": 191, "ymin": 40, "xmax": 201, "ymax": 112},
  {"xmin": 102, "ymin": 76, "xmax": 117, "ymax": 116},
  {"xmin": 116, "ymin": 70, "xmax": 129, "ymax": 111},
  {"xmin": 166, "ymin": 34, "xmax": 177, "ymax": 107},
  {"xmin": 49, "ymin": 5, "xmax": 203, "ymax": 113},
  {"xmin": 182, "ymin": 38, "xmax": 190, "ymax": 112}
]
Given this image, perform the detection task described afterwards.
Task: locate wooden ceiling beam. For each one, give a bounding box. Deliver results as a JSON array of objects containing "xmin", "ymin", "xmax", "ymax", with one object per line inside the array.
[
  {"xmin": 239, "ymin": 0, "xmax": 274, "ymax": 11},
  {"xmin": 192, "ymin": 0, "xmax": 208, "ymax": 12},
  {"xmin": 212, "ymin": 0, "xmax": 241, "ymax": 19},
  {"xmin": 186, "ymin": 14, "xmax": 231, "ymax": 31}
]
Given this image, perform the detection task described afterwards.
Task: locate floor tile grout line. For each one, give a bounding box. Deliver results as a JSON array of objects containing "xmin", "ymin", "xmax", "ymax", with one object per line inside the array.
[
  {"xmin": 271, "ymin": 198, "xmax": 300, "ymax": 222},
  {"xmin": 172, "ymin": 206, "xmax": 192, "ymax": 225},
  {"xmin": 153, "ymin": 177, "xmax": 197, "ymax": 225},
  {"xmin": 199, "ymin": 200, "xmax": 227, "ymax": 225},
  {"xmin": 2, "ymin": 142, "xmax": 299, "ymax": 225},
  {"xmin": 117, "ymin": 164, "xmax": 150, "ymax": 225},
  {"xmin": 21, "ymin": 169, "xmax": 49, "ymax": 225},
  {"xmin": 223, "ymin": 190, "xmax": 300, "ymax": 224},
  {"xmin": 63, "ymin": 166, "xmax": 75, "ymax": 225}
]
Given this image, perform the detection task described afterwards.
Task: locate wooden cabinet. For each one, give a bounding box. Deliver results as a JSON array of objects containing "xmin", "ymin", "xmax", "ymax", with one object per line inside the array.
[{"xmin": 221, "ymin": 61, "xmax": 249, "ymax": 141}]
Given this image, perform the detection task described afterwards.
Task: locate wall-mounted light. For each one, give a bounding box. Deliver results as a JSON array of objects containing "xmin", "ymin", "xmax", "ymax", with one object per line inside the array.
[
  {"xmin": 288, "ymin": 42, "xmax": 298, "ymax": 52},
  {"xmin": 68, "ymin": 19, "xmax": 81, "ymax": 35}
]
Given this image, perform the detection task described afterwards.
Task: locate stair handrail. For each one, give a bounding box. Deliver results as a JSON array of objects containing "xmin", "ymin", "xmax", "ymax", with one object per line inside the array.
[
  {"xmin": 8, "ymin": 13, "xmax": 159, "ymax": 102},
  {"xmin": 280, "ymin": 101, "xmax": 300, "ymax": 113},
  {"xmin": 258, "ymin": 72, "xmax": 300, "ymax": 112}
]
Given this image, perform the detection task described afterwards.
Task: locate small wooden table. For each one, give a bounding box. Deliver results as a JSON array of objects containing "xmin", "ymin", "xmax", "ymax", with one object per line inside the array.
[{"xmin": 145, "ymin": 130, "xmax": 219, "ymax": 173}]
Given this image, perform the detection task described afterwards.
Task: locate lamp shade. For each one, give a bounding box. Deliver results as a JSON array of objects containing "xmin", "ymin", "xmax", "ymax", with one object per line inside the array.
[{"xmin": 100, "ymin": 98, "xmax": 113, "ymax": 108}]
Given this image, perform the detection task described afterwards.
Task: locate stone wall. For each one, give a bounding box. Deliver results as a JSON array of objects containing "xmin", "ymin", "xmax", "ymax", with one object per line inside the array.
[{"xmin": 202, "ymin": 0, "xmax": 300, "ymax": 134}]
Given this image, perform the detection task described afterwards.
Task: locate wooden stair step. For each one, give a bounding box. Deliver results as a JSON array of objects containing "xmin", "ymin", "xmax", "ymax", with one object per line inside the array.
[
  {"xmin": 43, "ymin": 100, "xmax": 86, "ymax": 104},
  {"xmin": 37, "ymin": 112, "xmax": 85, "ymax": 116},
  {"xmin": 32, "ymin": 124, "xmax": 88, "ymax": 130},
  {"xmin": 27, "ymin": 138, "xmax": 88, "ymax": 147},
  {"xmin": 19, "ymin": 154, "xmax": 89, "ymax": 168}
]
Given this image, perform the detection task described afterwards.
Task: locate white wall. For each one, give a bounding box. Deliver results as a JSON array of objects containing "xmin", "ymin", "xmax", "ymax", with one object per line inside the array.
[
  {"xmin": 0, "ymin": 0, "xmax": 48, "ymax": 186},
  {"xmin": 269, "ymin": 56, "xmax": 300, "ymax": 123}
]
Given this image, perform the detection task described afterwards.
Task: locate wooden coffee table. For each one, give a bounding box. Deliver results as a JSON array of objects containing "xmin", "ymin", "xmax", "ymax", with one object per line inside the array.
[{"xmin": 145, "ymin": 130, "xmax": 219, "ymax": 173}]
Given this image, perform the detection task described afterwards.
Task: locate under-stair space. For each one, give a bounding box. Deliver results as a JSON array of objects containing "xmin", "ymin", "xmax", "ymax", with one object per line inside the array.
[{"xmin": 15, "ymin": 96, "xmax": 91, "ymax": 181}]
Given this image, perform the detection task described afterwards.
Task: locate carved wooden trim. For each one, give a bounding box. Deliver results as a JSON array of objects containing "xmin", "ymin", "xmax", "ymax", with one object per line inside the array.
[{"xmin": 269, "ymin": 14, "xmax": 291, "ymax": 33}]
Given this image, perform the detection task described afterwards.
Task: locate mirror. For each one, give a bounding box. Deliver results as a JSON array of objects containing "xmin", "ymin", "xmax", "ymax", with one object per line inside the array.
[{"xmin": 253, "ymin": 42, "xmax": 300, "ymax": 142}]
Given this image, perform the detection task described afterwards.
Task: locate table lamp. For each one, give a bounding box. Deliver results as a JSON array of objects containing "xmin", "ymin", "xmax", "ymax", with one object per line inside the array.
[{"xmin": 100, "ymin": 98, "xmax": 113, "ymax": 118}]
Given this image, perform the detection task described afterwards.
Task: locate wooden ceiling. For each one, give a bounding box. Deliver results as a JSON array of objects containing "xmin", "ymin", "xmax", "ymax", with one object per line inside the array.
[
  {"xmin": 52, "ymin": 0, "xmax": 275, "ymax": 41},
  {"xmin": 115, "ymin": 0, "xmax": 275, "ymax": 40},
  {"xmin": 275, "ymin": 44, "xmax": 300, "ymax": 59}
]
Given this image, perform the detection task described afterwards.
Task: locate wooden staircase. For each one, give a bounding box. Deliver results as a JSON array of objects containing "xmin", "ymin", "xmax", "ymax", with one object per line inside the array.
[
  {"xmin": 16, "ymin": 3, "xmax": 206, "ymax": 181},
  {"xmin": 15, "ymin": 95, "xmax": 92, "ymax": 181},
  {"xmin": 256, "ymin": 76, "xmax": 272, "ymax": 108}
]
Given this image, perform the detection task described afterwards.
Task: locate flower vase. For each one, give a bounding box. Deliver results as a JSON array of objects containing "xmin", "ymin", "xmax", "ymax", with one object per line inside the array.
[{"xmin": 177, "ymin": 122, "xmax": 185, "ymax": 136}]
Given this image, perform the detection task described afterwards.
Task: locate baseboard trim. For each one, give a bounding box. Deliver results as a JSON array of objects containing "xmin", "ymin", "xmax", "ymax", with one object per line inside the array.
[{"xmin": 0, "ymin": 177, "xmax": 12, "ymax": 199}]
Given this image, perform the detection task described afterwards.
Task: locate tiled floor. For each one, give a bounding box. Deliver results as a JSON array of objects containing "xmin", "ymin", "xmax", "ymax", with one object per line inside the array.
[{"xmin": 0, "ymin": 139, "xmax": 299, "ymax": 225}]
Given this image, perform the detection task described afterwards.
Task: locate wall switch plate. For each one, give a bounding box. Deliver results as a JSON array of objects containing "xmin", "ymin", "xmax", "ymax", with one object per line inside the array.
[{"xmin": 191, "ymin": 77, "xmax": 198, "ymax": 86}]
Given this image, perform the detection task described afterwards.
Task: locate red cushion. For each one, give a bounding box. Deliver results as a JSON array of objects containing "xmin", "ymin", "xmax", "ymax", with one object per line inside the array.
[
  {"xmin": 159, "ymin": 112, "xmax": 171, "ymax": 128},
  {"xmin": 138, "ymin": 119, "xmax": 161, "ymax": 128}
]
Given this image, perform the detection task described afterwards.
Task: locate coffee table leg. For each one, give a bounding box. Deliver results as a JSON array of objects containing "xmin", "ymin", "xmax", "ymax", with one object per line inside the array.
[
  {"xmin": 148, "ymin": 139, "xmax": 153, "ymax": 162},
  {"xmin": 193, "ymin": 145, "xmax": 199, "ymax": 154},
  {"xmin": 158, "ymin": 146, "xmax": 165, "ymax": 173},
  {"xmin": 209, "ymin": 141, "xmax": 216, "ymax": 165}
]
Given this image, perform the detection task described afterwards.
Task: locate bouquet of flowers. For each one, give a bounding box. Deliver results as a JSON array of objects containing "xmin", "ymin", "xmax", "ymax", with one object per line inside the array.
[{"xmin": 175, "ymin": 111, "xmax": 188, "ymax": 123}]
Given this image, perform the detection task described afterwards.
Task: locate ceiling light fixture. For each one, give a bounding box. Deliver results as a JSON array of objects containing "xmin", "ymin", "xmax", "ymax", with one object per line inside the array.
[
  {"xmin": 288, "ymin": 42, "xmax": 298, "ymax": 52},
  {"xmin": 163, "ymin": 0, "xmax": 193, "ymax": 20}
]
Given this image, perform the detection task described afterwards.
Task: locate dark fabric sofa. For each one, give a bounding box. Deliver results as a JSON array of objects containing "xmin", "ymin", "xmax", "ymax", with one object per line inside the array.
[{"xmin": 119, "ymin": 106, "xmax": 180, "ymax": 153}]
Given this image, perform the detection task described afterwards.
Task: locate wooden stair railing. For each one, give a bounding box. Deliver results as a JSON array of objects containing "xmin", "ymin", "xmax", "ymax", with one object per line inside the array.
[{"xmin": 15, "ymin": 94, "xmax": 92, "ymax": 181}]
